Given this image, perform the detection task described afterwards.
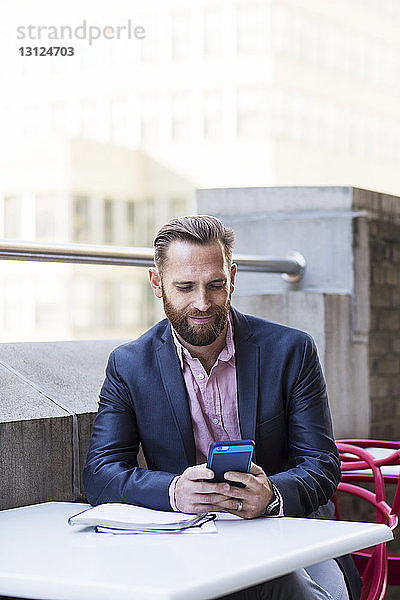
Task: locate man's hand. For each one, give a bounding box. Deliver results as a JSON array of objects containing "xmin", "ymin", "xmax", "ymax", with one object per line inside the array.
[
  {"xmin": 215, "ymin": 462, "xmax": 274, "ymax": 519},
  {"xmin": 174, "ymin": 464, "xmax": 236, "ymax": 514},
  {"xmin": 175, "ymin": 462, "xmax": 274, "ymax": 519}
]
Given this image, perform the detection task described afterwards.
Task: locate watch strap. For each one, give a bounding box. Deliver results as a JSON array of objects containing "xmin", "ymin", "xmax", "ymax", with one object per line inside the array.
[{"xmin": 266, "ymin": 483, "xmax": 282, "ymax": 516}]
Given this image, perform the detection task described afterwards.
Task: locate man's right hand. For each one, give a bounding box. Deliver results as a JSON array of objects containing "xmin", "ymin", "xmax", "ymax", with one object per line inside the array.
[{"xmin": 174, "ymin": 463, "xmax": 232, "ymax": 514}]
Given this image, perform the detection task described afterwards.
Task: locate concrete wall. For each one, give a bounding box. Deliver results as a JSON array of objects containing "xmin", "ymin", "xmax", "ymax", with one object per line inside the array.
[
  {"xmin": 0, "ymin": 340, "xmax": 122, "ymax": 509},
  {"xmin": 197, "ymin": 186, "xmax": 399, "ymax": 441},
  {"xmin": 353, "ymin": 189, "xmax": 400, "ymax": 440}
]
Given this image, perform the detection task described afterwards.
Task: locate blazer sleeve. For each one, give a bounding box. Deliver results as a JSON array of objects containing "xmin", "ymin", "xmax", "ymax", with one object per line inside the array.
[
  {"xmin": 83, "ymin": 351, "xmax": 177, "ymax": 510},
  {"xmin": 268, "ymin": 335, "xmax": 341, "ymax": 517}
]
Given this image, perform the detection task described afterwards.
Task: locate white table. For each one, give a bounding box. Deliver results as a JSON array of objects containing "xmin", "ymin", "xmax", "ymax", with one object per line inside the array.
[{"xmin": 0, "ymin": 502, "xmax": 393, "ymax": 600}]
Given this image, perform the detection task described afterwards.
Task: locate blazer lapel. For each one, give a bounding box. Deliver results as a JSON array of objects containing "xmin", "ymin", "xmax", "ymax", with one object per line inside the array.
[
  {"xmin": 156, "ymin": 326, "xmax": 196, "ymax": 465},
  {"xmin": 154, "ymin": 311, "xmax": 259, "ymax": 465},
  {"xmin": 232, "ymin": 308, "xmax": 259, "ymax": 445}
]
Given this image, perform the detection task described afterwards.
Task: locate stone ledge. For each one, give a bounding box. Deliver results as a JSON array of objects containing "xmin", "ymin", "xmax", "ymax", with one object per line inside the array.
[{"xmin": 0, "ymin": 339, "xmax": 124, "ymax": 510}]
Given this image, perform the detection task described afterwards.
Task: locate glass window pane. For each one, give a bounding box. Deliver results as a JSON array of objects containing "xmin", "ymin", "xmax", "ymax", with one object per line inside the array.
[
  {"xmin": 4, "ymin": 197, "xmax": 21, "ymax": 238},
  {"xmin": 126, "ymin": 200, "xmax": 136, "ymax": 244},
  {"xmin": 203, "ymin": 8, "xmax": 222, "ymax": 58},
  {"xmin": 36, "ymin": 196, "xmax": 56, "ymax": 240},
  {"xmin": 72, "ymin": 196, "xmax": 90, "ymax": 242},
  {"xmin": 104, "ymin": 198, "xmax": 113, "ymax": 244}
]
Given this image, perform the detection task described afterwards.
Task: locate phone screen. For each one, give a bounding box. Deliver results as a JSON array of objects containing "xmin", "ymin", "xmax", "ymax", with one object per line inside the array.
[{"xmin": 207, "ymin": 440, "xmax": 255, "ymax": 485}]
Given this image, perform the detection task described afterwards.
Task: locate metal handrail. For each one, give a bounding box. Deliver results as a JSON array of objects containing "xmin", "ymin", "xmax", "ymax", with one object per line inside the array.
[{"xmin": 0, "ymin": 240, "xmax": 306, "ymax": 281}]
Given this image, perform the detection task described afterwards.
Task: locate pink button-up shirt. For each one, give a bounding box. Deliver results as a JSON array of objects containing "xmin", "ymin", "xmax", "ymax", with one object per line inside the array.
[
  {"xmin": 172, "ymin": 314, "xmax": 242, "ymax": 464},
  {"xmin": 168, "ymin": 314, "xmax": 241, "ymax": 509}
]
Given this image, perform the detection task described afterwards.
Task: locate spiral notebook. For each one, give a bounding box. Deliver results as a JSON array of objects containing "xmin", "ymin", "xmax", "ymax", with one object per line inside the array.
[{"xmin": 68, "ymin": 503, "xmax": 217, "ymax": 534}]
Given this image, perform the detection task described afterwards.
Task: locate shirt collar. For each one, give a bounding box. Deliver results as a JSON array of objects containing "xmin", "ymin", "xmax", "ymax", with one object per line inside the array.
[{"xmin": 171, "ymin": 311, "xmax": 235, "ymax": 369}]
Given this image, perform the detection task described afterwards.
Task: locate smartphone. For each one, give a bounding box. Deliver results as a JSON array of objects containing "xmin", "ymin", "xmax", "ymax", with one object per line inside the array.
[{"xmin": 206, "ymin": 440, "xmax": 255, "ymax": 487}]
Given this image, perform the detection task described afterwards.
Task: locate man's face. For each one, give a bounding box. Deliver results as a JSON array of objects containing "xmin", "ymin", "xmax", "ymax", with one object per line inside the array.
[{"xmin": 150, "ymin": 241, "xmax": 236, "ymax": 347}]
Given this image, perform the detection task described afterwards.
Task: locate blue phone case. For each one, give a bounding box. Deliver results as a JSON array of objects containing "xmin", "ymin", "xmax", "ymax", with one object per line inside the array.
[{"xmin": 207, "ymin": 440, "xmax": 255, "ymax": 485}]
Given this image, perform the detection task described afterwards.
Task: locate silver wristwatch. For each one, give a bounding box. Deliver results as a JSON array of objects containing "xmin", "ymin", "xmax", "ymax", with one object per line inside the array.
[{"xmin": 266, "ymin": 484, "xmax": 281, "ymax": 516}]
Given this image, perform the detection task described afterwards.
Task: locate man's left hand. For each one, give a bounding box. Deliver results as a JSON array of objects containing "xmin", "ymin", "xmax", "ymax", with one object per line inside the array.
[{"xmin": 216, "ymin": 462, "xmax": 274, "ymax": 519}]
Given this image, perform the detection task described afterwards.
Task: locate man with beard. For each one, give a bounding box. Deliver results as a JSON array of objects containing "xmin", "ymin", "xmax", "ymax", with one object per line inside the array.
[{"xmin": 83, "ymin": 215, "xmax": 360, "ymax": 600}]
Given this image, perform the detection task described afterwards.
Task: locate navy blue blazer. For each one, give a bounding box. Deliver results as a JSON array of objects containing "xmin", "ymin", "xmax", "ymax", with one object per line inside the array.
[
  {"xmin": 84, "ymin": 307, "xmax": 362, "ymax": 599},
  {"xmin": 83, "ymin": 307, "xmax": 341, "ymax": 516}
]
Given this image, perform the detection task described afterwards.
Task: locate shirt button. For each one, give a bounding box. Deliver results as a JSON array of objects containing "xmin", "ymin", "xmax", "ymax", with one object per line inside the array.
[
  {"xmin": 197, "ymin": 373, "xmax": 205, "ymax": 380},
  {"xmin": 212, "ymin": 418, "xmax": 219, "ymax": 424}
]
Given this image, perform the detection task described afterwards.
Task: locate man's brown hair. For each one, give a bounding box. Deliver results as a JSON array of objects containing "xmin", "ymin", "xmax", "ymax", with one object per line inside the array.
[{"xmin": 153, "ymin": 215, "xmax": 235, "ymax": 273}]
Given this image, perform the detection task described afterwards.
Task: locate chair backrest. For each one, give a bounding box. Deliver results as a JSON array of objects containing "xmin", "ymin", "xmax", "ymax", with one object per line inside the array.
[
  {"xmin": 335, "ymin": 441, "xmax": 400, "ymax": 600},
  {"xmin": 339, "ymin": 439, "xmax": 400, "ymax": 484},
  {"xmin": 337, "ymin": 440, "xmax": 400, "ymax": 521}
]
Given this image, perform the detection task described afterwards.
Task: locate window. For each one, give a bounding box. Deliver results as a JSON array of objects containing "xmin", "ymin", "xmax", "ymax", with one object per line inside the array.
[
  {"xmin": 35, "ymin": 275, "xmax": 63, "ymax": 330},
  {"xmin": 5, "ymin": 281, "xmax": 30, "ymax": 330},
  {"xmin": 169, "ymin": 196, "xmax": 187, "ymax": 217},
  {"xmin": 140, "ymin": 118, "xmax": 158, "ymax": 146},
  {"xmin": 102, "ymin": 280, "xmax": 115, "ymax": 329},
  {"xmin": 317, "ymin": 25, "xmax": 337, "ymax": 72},
  {"xmin": 171, "ymin": 11, "xmax": 191, "ymax": 61},
  {"xmin": 126, "ymin": 200, "xmax": 136, "ymax": 244},
  {"xmin": 301, "ymin": 16, "xmax": 318, "ymax": 66},
  {"xmin": 203, "ymin": 91, "xmax": 222, "ymax": 140},
  {"xmin": 171, "ymin": 93, "xmax": 190, "ymax": 143},
  {"xmin": 236, "ymin": 4, "xmax": 268, "ymax": 55},
  {"xmin": 35, "ymin": 196, "xmax": 56, "ymax": 240},
  {"xmin": 350, "ymin": 112, "xmax": 367, "ymax": 156},
  {"xmin": 271, "ymin": 90, "xmax": 287, "ymax": 138},
  {"xmin": 271, "ymin": 5, "xmax": 289, "ymax": 55},
  {"xmin": 104, "ymin": 198, "xmax": 114, "ymax": 244},
  {"xmin": 140, "ymin": 95, "xmax": 159, "ymax": 146},
  {"xmin": 4, "ymin": 196, "xmax": 21, "ymax": 238},
  {"xmin": 132, "ymin": 199, "xmax": 147, "ymax": 246},
  {"xmin": 119, "ymin": 280, "xmax": 142, "ymax": 328},
  {"xmin": 203, "ymin": 8, "xmax": 222, "ymax": 58},
  {"xmin": 35, "ymin": 297, "xmax": 61, "ymax": 330},
  {"xmin": 110, "ymin": 98, "xmax": 128, "ymax": 145},
  {"xmin": 71, "ymin": 280, "xmax": 94, "ymax": 331},
  {"xmin": 133, "ymin": 198, "xmax": 155, "ymax": 246},
  {"xmin": 72, "ymin": 196, "xmax": 90, "ymax": 242},
  {"xmin": 292, "ymin": 95, "xmax": 308, "ymax": 142},
  {"xmin": 52, "ymin": 103, "xmax": 66, "ymax": 135},
  {"xmin": 236, "ymin": 88, "xmax": 267, "ymax": 140},
  {"xmin": 80, "ymin": 99, "xmax": 97, "ymax": 139},
  {"xmin": 145, "ymin": 197, "xmax": 155, "ymax": 246},
  {"xmin": 139, "ymin": 14, "xmax": 158, "ymax": 63},
  {"xmin": 349, "ymin": 36, "xmax": 366, "ymax": 80}
]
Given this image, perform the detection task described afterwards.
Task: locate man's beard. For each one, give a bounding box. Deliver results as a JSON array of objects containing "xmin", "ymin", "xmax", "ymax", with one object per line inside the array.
[{"xmin": 162, "ymin": 294, "xmax": 231, "ymax": 347}]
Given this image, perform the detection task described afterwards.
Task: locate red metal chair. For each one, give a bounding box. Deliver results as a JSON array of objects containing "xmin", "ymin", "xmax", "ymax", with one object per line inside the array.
[
  {"xmin": 334, "ymin": 441, "xmax": 400, "ymax": 600},
  {"xmin": 338, "ymin": 440, "xmax": 400, "ymax": 587},
  {"xmin": 339, "ymin": 440, "xmax": 400, "ymax": 487}
]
